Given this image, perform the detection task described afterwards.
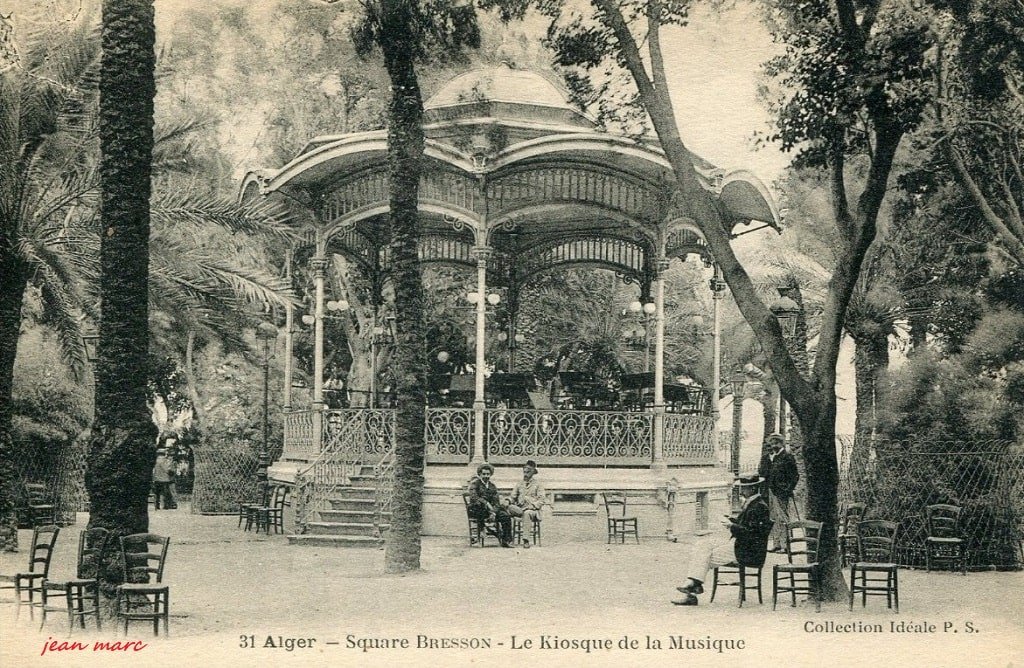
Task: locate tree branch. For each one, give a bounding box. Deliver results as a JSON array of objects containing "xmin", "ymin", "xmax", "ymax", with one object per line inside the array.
[{"xmin": 945, "ymin": 142, "xmax": 1024, "ymax": 265}]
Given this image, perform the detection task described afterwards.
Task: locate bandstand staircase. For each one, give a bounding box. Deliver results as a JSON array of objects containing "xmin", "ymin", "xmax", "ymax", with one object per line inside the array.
[{"xmin": 288, "ymin": 462, "xmax": 392, "ymax": 548}]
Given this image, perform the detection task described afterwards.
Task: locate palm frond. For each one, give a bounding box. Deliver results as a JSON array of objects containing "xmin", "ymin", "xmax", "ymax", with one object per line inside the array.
[{"xmin": 151, "ymin": 190, "xmax": 297, "ymax": 240}]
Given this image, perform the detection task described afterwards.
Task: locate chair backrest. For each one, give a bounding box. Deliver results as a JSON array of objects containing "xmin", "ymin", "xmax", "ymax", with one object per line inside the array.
[
  {"xmin": 26, "ymin": 525, "xmax": 60, "ymax": 576},
  {"xmin": 601, "ymin": 492, "xmax": 628, "ymax": 518},
  {"xmin": 120, "ymin": 533, "xmax": 170, "ymax": 584},
  {"xmin": 785, "ymin": 520, "xmax": 823, "ymax": 565},
  {"xmin": 926, "ymin": 504, "xmax": 962, "ymax": 538},
  {"xmin": 272, "ymin": 485, "xmax": 290, "ymax": 509},
  {"xmin": 25, "ymin": 482, "xmax": 52, "ymax": 506},
  {"xmin": 856, "ymin": 520, "xmax": 899, "ymax": 563},
  {"xmin": 842, "ymin": 503, "xmax": 867, "ymax": 532},
  {"xmin": 77, "ymin": 527, "xmax": 111, "ymax": 580}
]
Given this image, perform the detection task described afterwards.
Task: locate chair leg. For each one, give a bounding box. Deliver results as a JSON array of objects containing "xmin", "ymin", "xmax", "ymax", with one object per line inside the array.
[
  {"xmin": 772, "ymin": 568, "xmax": 778, "ymax": 610},
  {"xmin": 789, "ymin": 572, "xmax": 797, "ymax": 607},
  {"xmin": 737, "ymin": 566, "xmax": 746, "ymax": 608},
  {"xmin": 848, "ymin": 568, "xmax": 855, "ymax": 611},
  {"xmin": 710, "ymin": 569, "xmax": 719, "ymax": 603},
  {"xmin": 893, "ymin": 570, "xmax": 899, "ymax": 613},
  {"xmin": 756, "ymin": 568, "xmax": 763, "ymax": 604}
]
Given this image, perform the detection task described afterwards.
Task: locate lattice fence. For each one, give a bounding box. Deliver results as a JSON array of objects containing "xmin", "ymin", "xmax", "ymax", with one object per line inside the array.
[
  {"xmin": 12, "ymin": 436, "xmax": 87, "ymax": 526},
  {"xmin": 191, "ymin": 437, "xmax": 281, "ymax": 514},
  {"xmin": 839, "ymin": 438, "xmax": 1024, "ymax": 569}
]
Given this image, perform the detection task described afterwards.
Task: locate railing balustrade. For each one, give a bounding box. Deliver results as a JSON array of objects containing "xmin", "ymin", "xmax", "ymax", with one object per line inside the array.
[
  {"xmin": 285, "ymin": 407, "xmax": 719, "ymax": 467},
  {"xmin": 283, "ymin": 410, "xmax": 315, "ymax": 458}
]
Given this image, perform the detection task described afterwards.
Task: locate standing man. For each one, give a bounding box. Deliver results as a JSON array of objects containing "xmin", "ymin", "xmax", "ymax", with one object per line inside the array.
[
  {"xmin": 758, "ymin": 433, "xmax": 798, "ymax": 552},
  {"xmin": 505, "ymin": 460, "xmax": 546, "ymax": 546},
  {"xmin": 152, "ymin": 449, "xmax": 176, "ymax": 510},
  {"xmin": 672, "ymin": 474, "xmax": 771, "ymax": 605}
]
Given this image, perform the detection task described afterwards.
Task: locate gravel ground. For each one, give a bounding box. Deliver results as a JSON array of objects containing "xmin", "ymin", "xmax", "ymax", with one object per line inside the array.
[{"xmin": 1, "ymin": 506, "xmax": 1022, "ymax": 668}]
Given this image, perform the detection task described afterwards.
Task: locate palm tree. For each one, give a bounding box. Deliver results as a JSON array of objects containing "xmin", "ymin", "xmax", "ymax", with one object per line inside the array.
[{"xmin": 0, "ymin": 7, "xmax": 100, "ymax": 551}]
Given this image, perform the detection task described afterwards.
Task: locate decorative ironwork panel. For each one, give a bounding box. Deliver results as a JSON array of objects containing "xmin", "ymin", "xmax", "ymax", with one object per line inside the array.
[
  {"xmin": 283, "ymin": 411, "xmax": 315, "ymax": 457},
  {"xmin": 322, "ymin": 170, "xmax": 480, "ymax": 226},
  {"xmin": 517, "ymin": 236, "xmax": 647, "ymax": 282},
  {"xmin": 486, "ymin": 409, "xmax": 653, "ymax": 465},
  {"xmin": 662, "ymin": 414, "xmax": 717, "ymax": 465},
  {"xmin": 420, "ymin": 235, "xmax": 474, "ymax": 265},
  {"xmin": 488, "ymin": 167, "xmax": 659, "ymax": 222},
  {"xmin": 666, "ymin": 227, "xmax": 710, "ymax": 261},
  {"xmin": 323, "ymin": 408, "xmax": 395, "ymax": 460},
  {"xmin": 373, "ymin": 452, "xmax": 395, "ymax": 539},
  {"xmin": 425, "ymin": 408, "xmax": 473, "ymax": 463}
]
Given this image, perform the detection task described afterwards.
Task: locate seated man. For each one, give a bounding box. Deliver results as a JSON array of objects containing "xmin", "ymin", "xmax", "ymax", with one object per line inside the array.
[
  {"xmin": 466, "ymin": 463, "xmax": 513, "ymax": 547},
  {"xmin": 672, "ymin": 474, "xmax": 771, "ymax": 606},
  {"xmin": 504, "ymin": 460, "xmax": 546, "ymax": 546}
]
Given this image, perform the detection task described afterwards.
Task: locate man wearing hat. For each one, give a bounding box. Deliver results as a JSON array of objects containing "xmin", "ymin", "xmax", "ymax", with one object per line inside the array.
[
  {"xmin": 672, "ymin": 474, "xmax": 771, "ymax": 605},
  {"xmin": 758, "ymin": 433, "xmax": 799, "ymax": 552},
  {"xmin": 504, "ymin": 460, "xmax": 546, "ymax": 546},
  {"xmin": 152, "ymin": 448, "xmax": 176, "ymax": 510},
  {"xmin": 466, "ymin": 463, "xmax": 514, "ymax": 547}
]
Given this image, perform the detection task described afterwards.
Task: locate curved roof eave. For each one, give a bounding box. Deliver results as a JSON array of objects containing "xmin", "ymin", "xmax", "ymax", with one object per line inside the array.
[
  {"xmin": 719, "ymin": 169, "xmax": 782, "ymax": 230},
  {"xmin": 264, "ymin": 132, "xmax": 476, "ymax": 193}
]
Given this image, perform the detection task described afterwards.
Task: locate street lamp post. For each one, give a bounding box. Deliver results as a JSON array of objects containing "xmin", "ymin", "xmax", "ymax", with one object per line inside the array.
[
  {"xmin": 769, "ymin": 292, "xmax": 800, "ymax": 439},
  {"xmin": 255, "ymin": 321, "xmax": 279, "ymax": 489},
  {"xmin": 729, "ymin": 369, "xmax": 746, "ymax": 509},
  {"xmin": 628, "ymin": 300, "xmax": 656, "ymax": 371}
]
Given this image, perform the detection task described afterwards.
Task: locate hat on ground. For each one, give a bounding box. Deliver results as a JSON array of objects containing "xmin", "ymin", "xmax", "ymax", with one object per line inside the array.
[
  {"xmin": 476, "ymin": 463, "xmax": 495, "ymax": 475},
  {"xmin": 735, "ymin": 473, "xmax": 765, "ymax": 487}
]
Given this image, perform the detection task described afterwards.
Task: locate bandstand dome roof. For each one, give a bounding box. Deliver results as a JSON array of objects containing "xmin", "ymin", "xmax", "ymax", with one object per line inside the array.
[{"xmin": 425, "ymin": 64, "xmax": 573, "ymax": 112}]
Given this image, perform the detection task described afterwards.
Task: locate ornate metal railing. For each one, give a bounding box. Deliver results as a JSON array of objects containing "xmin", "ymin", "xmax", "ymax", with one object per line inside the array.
[
  {"xmin": 283, "ymin": 410, "xmax": 316, "ymax": 458},
  {"xmin": 485, "ymin": 409, "xmax": 653, "ymax": 465},
  {"xmin": 663, "ymin": 414, "xmax": 718, "ymax": 465},
  {"xmin": 424, "ymin": 408, "xmax": 473, "ymax": 463},
  {"xmin": 294, "ymin": 409, "xmax": 395, "ymax": 533},
  {"xmin": 373, "ymin": 452, "xmax": 395, "ymax": 542}
]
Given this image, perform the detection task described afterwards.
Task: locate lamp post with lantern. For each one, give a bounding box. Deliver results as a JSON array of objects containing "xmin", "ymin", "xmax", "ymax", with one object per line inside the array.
[
  {"xmin": 626, "ymin": 299, "xmax": 657, "ymax": 371},
  {"xmin": 729, "ymin": 369, "xmax": 747, "ymax": 508},
  {"xmin": 255, "ymin": 321, "xmax": 279, "ymax": 488},
  {"xmin": 769, "ymin": 290, "xmax": 801, "ymax": 441}
]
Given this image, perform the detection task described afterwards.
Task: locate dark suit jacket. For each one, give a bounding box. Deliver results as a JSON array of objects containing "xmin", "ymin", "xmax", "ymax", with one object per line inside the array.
[
  {"xmin": 729, "ymin": 493, "xmax": 772, "ymax": 567},
  {"xmin": 758, "ymin": 450, "xmax": 799, "ymax": 500}
]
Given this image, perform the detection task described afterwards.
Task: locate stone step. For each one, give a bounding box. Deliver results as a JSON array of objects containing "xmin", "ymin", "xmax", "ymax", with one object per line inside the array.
[
  {"xmin": 347, "ymin": 475, "xmax": 378, "ymax": 485},
  {"xmin": 287, "ymin": 534, "xmax": 381, "ymax": 548},
  {"xmin": 319, "ymin": 509, "xmax": 390, "ymax": 524},
  {"xmin": 329, "ymin": 487, "xmax": 376, "ymax": 500},
  {"xmin": 327, "ymin": 498, "xmax": 376, "ymax": 511},
  {"xmin": 306, "ymin": 522, "xmax": 389, "ymax": 537}
]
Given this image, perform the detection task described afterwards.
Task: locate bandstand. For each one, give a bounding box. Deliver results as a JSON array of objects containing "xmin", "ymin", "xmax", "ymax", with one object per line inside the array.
[{"xmin": 241, "ymin": 64, "xmax": 780, "ymax": 542}]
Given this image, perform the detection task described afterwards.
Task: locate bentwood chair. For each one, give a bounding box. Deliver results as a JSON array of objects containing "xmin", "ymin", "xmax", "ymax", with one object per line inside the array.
[
  {"xmin": 601, "ymin": 492, "xmax": 640, "ymax": 544},
  {"xmin": 849, "ymin": 520, "xmax": 900, "ymax": 612},
  {"xmin": 838, "ymin": 503, "xmax": 867, "ymax": 567},
  {"xmin": 925, "ymin": 504, "xmax": 967, "ymax": 575},
  {"xmin": 773, "ymin": 520, "xmax": 822, "ymax": 612},
  {"xmin": 41, "ymin": 527, "xmax": 110, "ymax": 631},
  {"xmin": 0, "ymin": 525, "xmax": 61, "ymax": 620},
  {"xmin": 115, "ymin": 534, "xmax": 171, "ymax": 636}
]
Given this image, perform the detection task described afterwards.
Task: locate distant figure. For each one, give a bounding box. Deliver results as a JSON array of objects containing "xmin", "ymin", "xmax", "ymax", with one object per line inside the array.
[
  {"xmin": 504, "ymin": 460, "xmax": 546, "ymax": 543},
  {"xmin": 758, "ymin": 433, "xmax": 799, "ymax": 552},
  {"xmin": 466, "ymin": 463, "xmax": 513, "ymax": 547},
  {"xmin": 152, "ymin": 449, "xmax": 177, "ymax": 510}
]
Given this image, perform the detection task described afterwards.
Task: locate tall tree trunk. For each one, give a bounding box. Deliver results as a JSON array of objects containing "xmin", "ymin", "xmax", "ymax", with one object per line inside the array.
[
  {"xmin": 379, "ymin": 5, "xmax": 427, "ymax": 573},
  {"xmin": 0, "ymin": 254, "xmax": 28, "ymax": 551},
  {"xmin": 850, "ymin": 329, "xmax": 888, "ymax": 494},
  {"xmin": 802, "ymin": 397, "xmax": 844, "ymax": 596},
  {"xmin": 87, "ymin": 0, "xmax": 157, "ymax": 590}
]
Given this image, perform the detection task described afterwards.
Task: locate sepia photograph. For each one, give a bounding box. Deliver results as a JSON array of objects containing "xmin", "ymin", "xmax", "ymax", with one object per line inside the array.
[{"xmin": 1, "ymin": 0, "xmax": 1022, "ymax": 666}]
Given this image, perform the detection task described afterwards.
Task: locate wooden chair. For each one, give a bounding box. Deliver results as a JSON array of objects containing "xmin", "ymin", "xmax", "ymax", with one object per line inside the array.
[
  {"xmin": 710, "ymin": 520, "xmax": 773, "ymax": 607},
  {"xmin": 115, "ymin": 534, "xmax": 170, "ymax": 636},
  {"xmin": 255, "ymin": 485, "xmax": 290, "ymax": 535},
  {"xmin": 24, "ymin": 482, "xmax": 56, "ymax": 527},
  {"xmin": 511, "ymin": 514, "xmax": 542, "ymax": 547},
  {"xmin": 601, "ymin": 492, "xmax": 639, "ymax": 544},
  {"xmin": 40, "ymin": 527, "xmax": 110, "ymax": 631},
  {"xmin": 838, "ymin": 503, "xmax": 867, "ymax": 567},
  {"xmin": 462, "ymin": 493, "xmax": 500, "ymax": 547},
  {"xmin": 238, "ymin": 482, "xmax": 272, "ymax": 531},
  {"xmin": 849, "ymin": 519, "xmax": 900, "ymax": 612},
  {"xmin": 0, "ymin": 525, "xmax": 60, "ymax": 619},
  {"xmin": 925, "ymin": 504, "xmax": 967, "ymax": 574},
  {"xmin": 773, "ymin": 520, "xmax": 822, "ymax": 612}
]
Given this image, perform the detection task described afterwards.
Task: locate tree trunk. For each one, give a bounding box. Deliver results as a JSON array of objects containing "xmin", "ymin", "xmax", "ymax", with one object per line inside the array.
[
  {"xmin": 88, "ymin": 0, "xmax": 157, "ymax": 591},
  {"xmin": 0, "ymin": 255, "xmax": 28, "ymax": 552},
  {"xmin": 183, "ymin": 328, "xmax": 206, "ymax": 425},
  {"xmin": 380, "ymin": 8, "xmax": 427, "ymax": 573},
  {"xmin": 850, "ymin": 329, "xmax": 888, "ymax": 492},
  {"xmin": 801, "ymin": 396, "xmax": 845, "ymax": 598}
]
